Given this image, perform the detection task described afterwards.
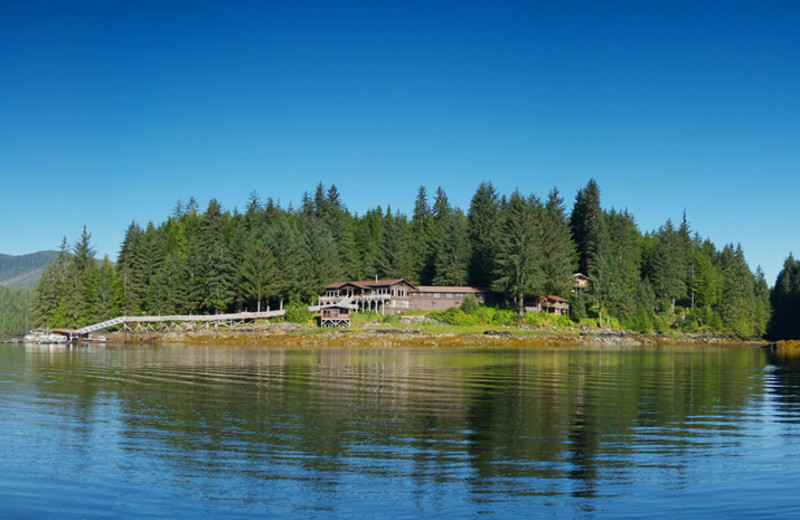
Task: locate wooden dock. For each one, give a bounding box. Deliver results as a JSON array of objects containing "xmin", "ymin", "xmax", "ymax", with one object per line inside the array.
[{"xmin": 76, "ymin": 310, "xmax": 287, "ymax": 334}]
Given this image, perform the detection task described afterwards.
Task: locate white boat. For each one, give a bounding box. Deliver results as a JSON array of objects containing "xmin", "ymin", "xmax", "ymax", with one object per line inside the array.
[{"xmin": 23, "ymin": 331, "xmax": 70, "ymax": 344}]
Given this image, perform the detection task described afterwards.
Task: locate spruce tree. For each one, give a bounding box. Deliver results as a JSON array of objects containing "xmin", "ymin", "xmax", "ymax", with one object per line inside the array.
[
  {"xmin": 116, "ymin": 222, "xmax": 143, "ymax": 313},
  {"xmin": 650, "ymin": 219, "xmax": 689, "ymax": 313},
  {"xmin": 467, "ymin": 182, "xmax": 500, "ymax": 287},
  {"xmin": 768, "ymin": 254, "xmax": 800, "ymax": 340},
  {"xmin": 409, "ymin": 186, "xmax": 433, "ymax": 284},
  {"xmin": 604, "ymin": 208, "xmax": 640, "ymax": 317},
  {"xmin": 200, "ymin": 199, "xmax": 234, "ymax": 312},
  {"xmin": 374, "ymin": 210, "xmax": 413, "ymax": 280},
  {"xmin": 64, "ymin": 227, "xmax": 98, "ymax": 327},
  {"xmin": 239, "ymin": 231, "xmax": 276, "ymax": 312},
  {"xmin": 570, "ymin": 179, "xmax": 607, "ymax": 276},
  {"xmin": 718, "ymin": 244, "xmax": 757, "ymax": 338},
  {"xmin": 432, "ymin": 209, "xmax": 471, "ymax": 286},
  {"xmin": 94, "ymin": 256, "xmax": 123, "ymax": 320},
  {"xmin": 302, "ymin": 215, "xmax": 345, "ymax": 294},
  {"xmin": 30, "ymin": 237, "xmax": 71, "ymax": 328},
  {"xmin": 492, "ymin": 191, "xmax": 543, "ymax": 314},
  {"xmin": 540, "ymin": 188, "xmax": 578, "ymax": 297}
]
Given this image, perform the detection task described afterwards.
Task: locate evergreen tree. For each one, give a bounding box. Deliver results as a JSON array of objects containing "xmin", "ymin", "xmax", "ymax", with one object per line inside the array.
[
  {"xmin": 30, "ymin": 237, "xmax": 71, "ymax": 328},
  {"xmin": 239, "ymin": 231, "xmax": 276, "ymax": 312},
  {"xmin": 374, "ymin": 210, "xmax": 413, "ymax": 280},
  {"xmin": 409, "ymin": 186, "xmax": 434, "ymax": 284},
  {"xmin": 116, "ymin": 222, "xmax": 143, "ymax": 313},
  {"xmin": 570, "ymin": 179, "xmax": 607, "ymax": 276},
  {"xmin": 604, "ymin": 208, "xmax": 640, "ymax": 316},
  {"xmin": 269, "ymin": 219, "xmax": 313, "ymax": 305},
  {"xmin": 492, "ymin": 191, "xmax": 543, "ymax": 314},
  {"xmin": 590, "ymin": 247, "xmax": 624, "ymax": 327},
  {"xmin": 540, "ymin": 188, "xmax": 578, "ymax": 297},
  {"xmin": 768, "ymin": 254, "xmax": 800, "ymax": 340},
  {"xmin": 427, "ymin": 187, "xmax": 452, "ymax": 278},
  {"xmin": 650, "ymin": 219, "xmax": 689, "ymax": 313},
  {"xmin": 182, "ymin": 231, "xmax": 206, "ymax": 312},
  {"xmin": 718, "ymin": 244, "xmax": 757, "ymax": 338},
  {"xmin": 467, "ymin": 182, "xmax": 500, "ymax": 287},
  {"xmin": 93, "ymin": 256, "xmax": 123, "ymax": 321},
  {"xmin": 752, "ymin": 266, "xmax": 771, "ymax": 337},
  {"xmin": 63, "ymin": 228, "xmax": 96, "ymax": 326},
  {"xmin": 351, "ymin": 207, "xmax": 385, "ymax": 280},
  {"xmin": 200, "ymin": 199, "xmax": 234, "ymax": 312},
  {"xmin": 0, "ymin": 286, "xmax": 33, "ymax": 335},
  {"xmin": 149, "ymin": 250, "xmax": 186, "ymax": 315},
  {"xmin": 690, "ymin": 237, "xmax": 723, "ymax": 310},
  {"xmin": 432, "ymin": 209, "xmax": 471, "ymax": 286},
  {"xmin": 302, "ymin": 215, "xmax": 345, "ymax": 294}
]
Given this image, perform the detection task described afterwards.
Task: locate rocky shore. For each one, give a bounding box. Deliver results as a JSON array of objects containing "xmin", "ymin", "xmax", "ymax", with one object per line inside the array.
[
  {"xmin": 105, "ymin": 323, "xmax": 762, "ymax": 348},
  {"xmin": 763, "ymin": 339, "xmax": 800, "ymax": 352}
]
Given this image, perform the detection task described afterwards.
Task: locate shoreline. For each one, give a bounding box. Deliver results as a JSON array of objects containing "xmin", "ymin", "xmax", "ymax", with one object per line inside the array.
[{"xmin": 104, "ymin": 324, "xmax": 764, "ymax": 348}]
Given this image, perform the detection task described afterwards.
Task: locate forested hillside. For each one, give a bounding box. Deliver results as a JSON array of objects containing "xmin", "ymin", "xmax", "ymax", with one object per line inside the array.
[
  {"xmin": 0, "ymin": 286, "xmax": 32, "ymax": 335},
  {"xmin": 29, "ymin": 180, "xmax": 772, "ymax": 338},
  {"xmin": 0, "ymin": 251, "xmax": 56, "ymax": 289}
]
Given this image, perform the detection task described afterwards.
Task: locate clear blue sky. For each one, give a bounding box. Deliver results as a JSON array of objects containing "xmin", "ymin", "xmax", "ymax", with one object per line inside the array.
[{"xmin": 1, "ymin": 1, "xmax": 798, "ymax": 284}]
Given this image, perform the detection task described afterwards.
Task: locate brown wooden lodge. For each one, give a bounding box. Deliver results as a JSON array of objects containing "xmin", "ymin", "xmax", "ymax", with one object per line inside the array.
[{"xmin": 318, "ymin": 278, "xmax": 573, "ymax": 327}]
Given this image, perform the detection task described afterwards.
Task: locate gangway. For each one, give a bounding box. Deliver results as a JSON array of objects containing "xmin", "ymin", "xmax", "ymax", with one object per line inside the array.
[{"xmin": 75, "ymin": 310, "xmax": 287, "ymax": 334}]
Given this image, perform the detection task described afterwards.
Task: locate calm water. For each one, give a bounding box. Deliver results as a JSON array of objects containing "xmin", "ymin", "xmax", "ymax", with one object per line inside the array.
[{"xmin": 1, "ymin": 342, "xmax": 799, "ymax": 519}]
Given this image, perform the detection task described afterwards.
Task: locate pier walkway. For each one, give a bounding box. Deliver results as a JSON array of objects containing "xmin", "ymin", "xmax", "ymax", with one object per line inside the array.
[{"xmin": 76, "ymin": 310, "xmax": 288, "ymax": 334}]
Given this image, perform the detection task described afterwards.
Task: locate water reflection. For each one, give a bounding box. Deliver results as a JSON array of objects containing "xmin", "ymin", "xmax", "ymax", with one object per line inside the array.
[{"xmin": 3, "ymin": 343, "xmax": 799, "ymax": 518}]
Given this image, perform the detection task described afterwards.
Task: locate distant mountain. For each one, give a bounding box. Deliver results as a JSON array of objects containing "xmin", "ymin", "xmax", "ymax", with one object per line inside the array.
[{"xmin": 0, "ymin": 251, "xmax": 57, "ymax": 290}]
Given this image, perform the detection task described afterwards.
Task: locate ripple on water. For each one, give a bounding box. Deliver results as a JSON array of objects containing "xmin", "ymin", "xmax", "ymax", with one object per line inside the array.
[{"xmin": 1, "ymin": 344, "xmax": 800, "ymax": 519}]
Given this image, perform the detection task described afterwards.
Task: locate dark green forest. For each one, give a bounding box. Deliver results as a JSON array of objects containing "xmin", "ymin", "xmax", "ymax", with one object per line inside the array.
[
  {"xmin": 0, "ymin": 286, "xmax": 32, "ymax": 335},
  {"xmin": 28, "ymin": 180, "xmax": 774, "ymax": 338},
  {"xmin": 768, "ymin": 255, "xmax": 800, "ymax": 340}
]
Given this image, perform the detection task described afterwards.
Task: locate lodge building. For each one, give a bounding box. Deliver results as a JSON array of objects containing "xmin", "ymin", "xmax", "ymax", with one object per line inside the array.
[{"xmin": 318, "ymin": 278, "xmax": 570, "ymax": 323}]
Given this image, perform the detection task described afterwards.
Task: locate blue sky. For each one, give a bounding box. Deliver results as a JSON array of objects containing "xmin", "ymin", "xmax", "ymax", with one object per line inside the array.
[{"xmin": 1, "ymin": 1, "xmax": 798, "ymax": 284}]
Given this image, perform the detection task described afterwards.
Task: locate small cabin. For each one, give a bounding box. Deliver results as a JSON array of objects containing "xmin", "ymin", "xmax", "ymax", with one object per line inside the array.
[
  {"xmin": 319, "ymin": 305, "xmax": 355, "ymax": 327},
  {"xmin": 524, "ymin": 295, "xmax": 570, "ymax": 316},
  {"xmin": 573, "ymin": 273, "xmax": 590, "ymax": 294}
]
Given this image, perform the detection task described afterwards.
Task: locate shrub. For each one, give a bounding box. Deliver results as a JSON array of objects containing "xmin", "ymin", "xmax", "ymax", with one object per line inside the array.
[
  {"xmin": 428, "ymin": 310, "xmax": 446, "ymax": 323},
  {"xmin": 653, "ymin": 313, "xmax": 668, "ymax": 334},
  {"xmin": 492, "ymin": 309, "xmax": 520, "ymax": 326},
  {"xmin": 524, "ymin": 312, "xmax": 574, "ymax": 328},
  {"xmin": 460, "ymin": 294, "xmax": 479, "ymax": 315},
  {"xmin": 477, "ymin": 306, "xmax": 496, "ymax": 324},
  {"xmin": 427, "ymin": 308, "xmax": 479, "ymax": 326},
  {"xmin": 284, "ymin": 300, "xmax": 312, "ymax": 324},
  {"xmin": 450, "ymin": 308, "xmax": 481, "ymax": 326},
  {"xmin": 624, "ymin": 305, "xmax": 654, "ymax": 333},
  {"xmin": 569, "ymin": 292, "xmax": 588, "ymax": 322}
]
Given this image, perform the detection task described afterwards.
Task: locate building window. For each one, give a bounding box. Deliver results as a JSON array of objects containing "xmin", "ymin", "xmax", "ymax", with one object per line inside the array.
[
  {"xmin": 434, "ymin": 293, "xmax": 440, "ymax": 298},
  {"xmin": 446, "ymin": 293, "xmax": 453, "ymax": 299}
]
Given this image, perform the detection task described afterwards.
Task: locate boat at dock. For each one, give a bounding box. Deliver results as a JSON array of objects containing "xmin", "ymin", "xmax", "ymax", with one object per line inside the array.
[{"xmin": 23, "ymin": 330, "xmax": 70, "ymax": 344}]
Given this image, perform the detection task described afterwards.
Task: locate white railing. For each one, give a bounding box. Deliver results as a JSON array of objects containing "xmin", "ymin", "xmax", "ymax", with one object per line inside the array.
[{"xmin": 75, "ymin": 310, "xmax": 287, "ymax": 334}]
